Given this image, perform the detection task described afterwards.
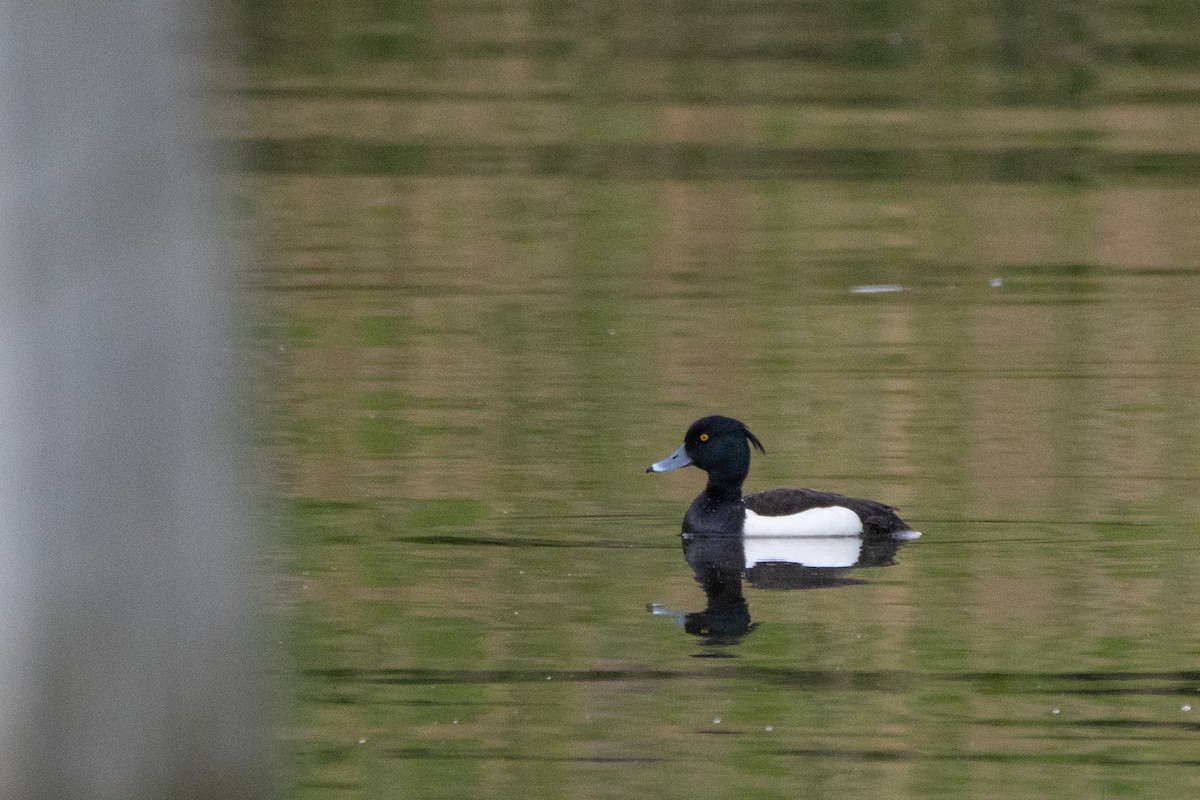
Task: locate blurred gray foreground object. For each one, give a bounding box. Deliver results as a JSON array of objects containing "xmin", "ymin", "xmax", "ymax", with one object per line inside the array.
[{"xmin": 0, "ymin": 2, "xmax": 268, "ymax": 798}]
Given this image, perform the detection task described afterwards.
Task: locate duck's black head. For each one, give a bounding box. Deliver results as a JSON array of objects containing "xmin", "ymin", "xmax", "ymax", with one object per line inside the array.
[{"xmin": 647, "ymin": 415, "xmax": 765, "ymax": 494}]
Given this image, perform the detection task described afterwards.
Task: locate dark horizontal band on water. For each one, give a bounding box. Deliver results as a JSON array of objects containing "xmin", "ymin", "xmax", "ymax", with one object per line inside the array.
[
  {"xmin": 235, "ymin": 139, "xmax": 1200, "ymax": 182},
  {"xmin": 303, "ymin": 665, "xmax": 1200, "ymax": 690},
  {"xmin": 242, "ymin": 34, "xmax": 1200, "ymax": 72},
  {"xmin": 234, "ymin": 86, "xmax": 1200, "ymax": 107}
]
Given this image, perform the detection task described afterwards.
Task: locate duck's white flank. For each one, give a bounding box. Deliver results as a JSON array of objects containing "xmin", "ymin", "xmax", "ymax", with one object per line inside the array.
[{"xmin": 743, "ymin": 506, "xmax": 863, "ymax": 538}]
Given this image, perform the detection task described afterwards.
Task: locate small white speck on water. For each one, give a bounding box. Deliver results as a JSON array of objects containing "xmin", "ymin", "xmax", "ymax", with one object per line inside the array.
[{"xmin": 851, "ymin": 284, "xmax": 904, "ymax": 294}]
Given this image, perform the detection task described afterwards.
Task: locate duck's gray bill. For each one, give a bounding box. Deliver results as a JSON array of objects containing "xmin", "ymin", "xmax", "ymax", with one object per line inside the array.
[{"xmin": 647, "ymin": 443, "xmax": 693, "ymax": 473}]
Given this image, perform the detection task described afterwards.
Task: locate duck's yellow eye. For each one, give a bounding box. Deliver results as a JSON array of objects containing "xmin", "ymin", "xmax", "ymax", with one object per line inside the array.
[{"xmin": 699, "ymin": 433, "xmax": 709, "ymax": 442}]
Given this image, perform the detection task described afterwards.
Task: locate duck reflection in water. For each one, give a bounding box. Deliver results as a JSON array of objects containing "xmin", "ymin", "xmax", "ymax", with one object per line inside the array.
[
  {"xmin": 647, "ymin": 416, "xmax": 920, "ymax": 647},
  {"xmin": 650, "ymin": 529, "xmax": 911, "ymax": 646}
]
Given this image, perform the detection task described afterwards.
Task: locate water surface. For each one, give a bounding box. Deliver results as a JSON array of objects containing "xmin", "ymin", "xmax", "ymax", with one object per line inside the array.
[{"xmin": 239, "ymin": 3, "xmax": 1200, "ymax": 797}]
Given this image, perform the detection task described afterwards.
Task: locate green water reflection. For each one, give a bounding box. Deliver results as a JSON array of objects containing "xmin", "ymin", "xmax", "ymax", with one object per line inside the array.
[{"xmin": 243, "ymin": 2, "xmax": 1200, "ymax": 798}]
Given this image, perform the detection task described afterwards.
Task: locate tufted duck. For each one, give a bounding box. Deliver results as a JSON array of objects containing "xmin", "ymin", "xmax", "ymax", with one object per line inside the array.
[{"xmin": 648, "ymin": 415, "xmax": 920, "ymax": 540}]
